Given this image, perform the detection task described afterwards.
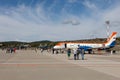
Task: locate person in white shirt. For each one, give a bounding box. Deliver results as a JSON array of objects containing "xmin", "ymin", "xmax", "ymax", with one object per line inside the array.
[{"xmin": 73, "ymin": 48, "xmax": 77, "ymax": 60}]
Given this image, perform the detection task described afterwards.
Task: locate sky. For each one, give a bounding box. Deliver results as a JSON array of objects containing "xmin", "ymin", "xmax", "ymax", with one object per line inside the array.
[{"xmin": 0, "ymin": 0, "xmax": 120, "ymax": 42}]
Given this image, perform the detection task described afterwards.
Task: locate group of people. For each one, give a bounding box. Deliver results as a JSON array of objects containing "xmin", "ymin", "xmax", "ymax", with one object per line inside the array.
[
  {"xmin": 6, "ymin": 47, "xmax": 16, "ymax": 53},
  {"xmin": 67, "ymin": 48, "xmax": 85, "ymax": 60}
]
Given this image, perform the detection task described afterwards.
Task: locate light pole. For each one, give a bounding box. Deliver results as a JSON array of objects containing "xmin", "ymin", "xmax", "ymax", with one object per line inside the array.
[{"xmin": 105, "ymin": 21, "xmax": 110, "ymax": 40}]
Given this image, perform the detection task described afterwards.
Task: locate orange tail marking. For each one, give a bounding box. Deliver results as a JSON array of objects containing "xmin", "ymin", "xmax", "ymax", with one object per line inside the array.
[{"xmin": 106, "ymin": 32, "xmax": 117, "ymax": 43}]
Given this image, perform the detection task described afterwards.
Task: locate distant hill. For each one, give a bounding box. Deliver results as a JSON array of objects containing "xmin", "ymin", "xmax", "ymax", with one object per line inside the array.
[{"xmin": 116, "ymin": 37, "xmax": 120, "ymax": 44}]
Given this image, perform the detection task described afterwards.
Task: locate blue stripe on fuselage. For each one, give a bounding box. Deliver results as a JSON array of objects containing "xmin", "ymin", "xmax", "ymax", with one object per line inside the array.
[{"xmin": 79, "ymin": 46, "xmax": 92, "ymax": 51}]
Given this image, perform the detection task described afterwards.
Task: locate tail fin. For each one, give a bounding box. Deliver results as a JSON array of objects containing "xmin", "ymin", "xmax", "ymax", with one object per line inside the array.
[{"xmin": 105, "ymin": 32, "xmax": 117, "ymax": 48}]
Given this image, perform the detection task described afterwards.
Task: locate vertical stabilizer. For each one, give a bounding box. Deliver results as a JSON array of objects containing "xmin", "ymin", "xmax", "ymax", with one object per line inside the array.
[{"xmin": 105, "ymin": 32, "xmax": 117, "ymax": 48}]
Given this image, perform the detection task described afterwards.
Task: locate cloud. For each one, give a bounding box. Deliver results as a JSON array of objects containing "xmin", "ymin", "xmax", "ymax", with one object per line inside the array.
[
  {"xmin": 0, "ymin": 4, "xmax": 50, "ymax": 41},
  {"xmin": 67, "ymin": 0, "xmax": 78, "ymax": 3},
  {"xmin": 82, "ymin": 0, "xmax": 98, "ymax": 11},
  {"xmin": 102, "ymin": 5, "xmax": 120, "ymax": 34},
  {"xmin": 0, "ymin": 0, "xmax": 120, "ymax": 42}
]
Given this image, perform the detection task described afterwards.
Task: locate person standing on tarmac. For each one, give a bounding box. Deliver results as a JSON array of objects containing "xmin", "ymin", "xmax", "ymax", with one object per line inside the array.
[
  {"xmin": 76, "ymin": 48, "xmax": 80, "ymax": 60},
  {"xmin": 67, "ymin": 48, "xmax": 71, "ymax": 59},
  {"xmin": 80, "ymin": 48, "xmax": 85, "ymax": 60},
  {"xmin": 78, "ymin": 45, "xmax": 85, "ymax": 60},
  {"xmin": 73, "ymin": 48, "xmax": 77, "ymax": 60},
  {"xmin": 52, "ymin": 48, "xmax": 55, "ymax": 54}
]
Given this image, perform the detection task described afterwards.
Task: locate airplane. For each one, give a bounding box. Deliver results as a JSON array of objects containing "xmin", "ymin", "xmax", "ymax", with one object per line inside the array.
[
  {"xmin": 38, "ymin": 45, "xmax": 50, "ymax": 53},
  {"xmin": 53, "ymin": 32, "xmax": 117, "ymax": 53}
]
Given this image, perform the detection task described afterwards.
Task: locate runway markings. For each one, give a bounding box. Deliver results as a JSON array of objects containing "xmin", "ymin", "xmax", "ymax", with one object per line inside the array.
[{"xmin": 0, "ymin": 63, "xmax": 120, "ymax": 67}]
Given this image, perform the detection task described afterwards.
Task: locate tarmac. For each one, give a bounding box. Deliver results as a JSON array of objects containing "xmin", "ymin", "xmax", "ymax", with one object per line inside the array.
[{"xmin": 0, "ymin": 49, "xmax": 120, "ymax": 80}]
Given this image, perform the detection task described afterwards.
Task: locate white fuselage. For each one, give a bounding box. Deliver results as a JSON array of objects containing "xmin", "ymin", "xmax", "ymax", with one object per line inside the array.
[{"xmin": 53, "ymin": 32, "xmax": 117, "ymax": 50}]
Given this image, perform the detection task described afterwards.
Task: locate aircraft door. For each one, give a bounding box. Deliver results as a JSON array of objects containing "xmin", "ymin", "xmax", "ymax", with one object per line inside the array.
[{"xmin": 65, "ymin": 43, "xmax": 67, "ymax": 48}]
